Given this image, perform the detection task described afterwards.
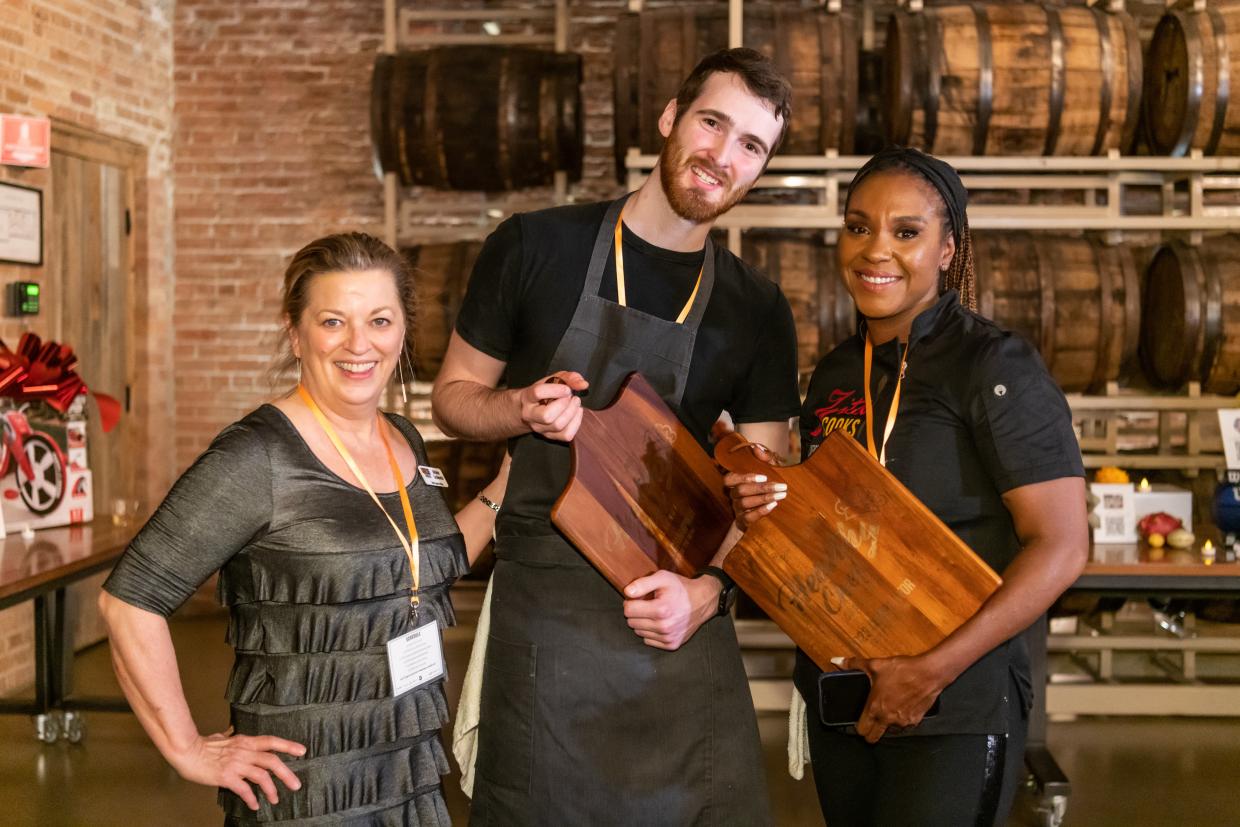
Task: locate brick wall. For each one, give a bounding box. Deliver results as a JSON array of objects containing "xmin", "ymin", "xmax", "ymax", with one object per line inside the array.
[
  {"xmin": 172, "ymin": 0, "xmax": 388, "ymax": 467},
  {"xmin": 169, "ymin": 0, "xmax": 669, "ymax": 464},
  {"xmin": 0, "ymin": 0, "xmax": 174, "ymax": 695}
]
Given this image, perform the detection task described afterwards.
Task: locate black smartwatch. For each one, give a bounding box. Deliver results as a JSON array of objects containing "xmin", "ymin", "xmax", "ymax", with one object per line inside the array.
[{"xmin": 696, "ymin": 565, "xmax": 739, "ymax": 617}]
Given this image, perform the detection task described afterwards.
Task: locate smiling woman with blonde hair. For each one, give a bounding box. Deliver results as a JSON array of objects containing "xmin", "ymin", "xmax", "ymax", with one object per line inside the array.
[{"xmin": 99, "ymin": 232, "xmax": 509, "ymax": 825}]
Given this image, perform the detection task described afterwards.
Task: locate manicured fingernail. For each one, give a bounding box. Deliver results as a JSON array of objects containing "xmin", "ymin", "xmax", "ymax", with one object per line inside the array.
[
  {"xmin": 772, "ymin": 492, "xmax": 787, "ymax": 501},
  {"xmin": 753, "ymin": 475, "xmax": 767, "ymax": 483},
  {"xmin": 772, "ymin": 483, "xmax": 787, "ymax": 492},
  {"xmin": 764, "ymin": 502, "xmax": 777, "ymax": 511}
]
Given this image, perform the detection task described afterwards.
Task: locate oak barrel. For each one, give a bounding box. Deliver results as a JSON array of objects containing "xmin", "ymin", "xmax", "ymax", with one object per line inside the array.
[
  {"xmin": 1140, "ymin": 236, "xmax": 1240, "ymax": 393},
  {"xmin": 1144, "ymin": 5, "xmax": 1240, "ymax": 156},
  {"xmin": 371, "ymin": 48, "xmax": 583, "ymax": 190},
  {"xmin": 612, "ymin": 5, "xmax": 856, "ymax": 180},
  {"xmin": 885, "ymin": 3, "xmax": 1141, "ymax": 155},
  {"xmin": 742, "ymin": 231, "xmax": 855, "ymax": 378},
  {"xmin": 404, "ymin": 241, "xmax": 483, "ymax": 381},
  {"xmin": 975, "ymin": 233, "xmax": 1140, "ymax": 393}
]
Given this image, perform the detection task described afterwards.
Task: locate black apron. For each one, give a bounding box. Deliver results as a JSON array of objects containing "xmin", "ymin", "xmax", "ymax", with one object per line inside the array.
[{"xmin": 470, "ymin": 195, "xmax": 771, "ymax": 826}]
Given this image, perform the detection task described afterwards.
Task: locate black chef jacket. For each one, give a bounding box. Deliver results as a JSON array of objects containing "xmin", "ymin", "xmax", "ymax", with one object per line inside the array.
[{"xmin": 796, "ymin": 289, "xmax": 1084, "ymax": 736}]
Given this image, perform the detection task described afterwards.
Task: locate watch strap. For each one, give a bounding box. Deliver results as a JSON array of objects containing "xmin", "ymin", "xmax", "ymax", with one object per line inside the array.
[{"xmin": 696, "ymin": 565, "xmax": 737, "ymax": 616}]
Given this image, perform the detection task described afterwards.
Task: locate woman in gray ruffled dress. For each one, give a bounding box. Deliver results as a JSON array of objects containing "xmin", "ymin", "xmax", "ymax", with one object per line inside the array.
[{"xmin": 100, "ymin": 232, "xmax": 508, "ymax": 825}]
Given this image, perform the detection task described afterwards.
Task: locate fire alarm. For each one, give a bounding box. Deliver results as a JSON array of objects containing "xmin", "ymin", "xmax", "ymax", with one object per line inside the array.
[{"xmin": 6, "ymin": 281, "xmax": 39, "ymax": 316}]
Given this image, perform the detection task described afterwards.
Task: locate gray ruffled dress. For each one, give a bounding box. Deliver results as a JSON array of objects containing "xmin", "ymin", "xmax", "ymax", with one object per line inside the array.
[{"xmin": 103, "ymin": 405, "xmax": 467, "ymax": 825}]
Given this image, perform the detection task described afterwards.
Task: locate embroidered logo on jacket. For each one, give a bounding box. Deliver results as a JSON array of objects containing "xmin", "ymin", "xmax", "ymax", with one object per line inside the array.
[{"xmin": 809, "ymin": 389, "xmax": 866, "ymax": 439}]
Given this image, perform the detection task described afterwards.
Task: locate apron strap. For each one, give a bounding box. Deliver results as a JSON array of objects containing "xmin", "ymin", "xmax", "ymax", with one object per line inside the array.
[
  {"xmin": 582, "ymin": 194, "xmax": 631, "ymax": 295},
  {"xmin": 582, "ymin": 193, "xmax": 717, "ymax": 334}
]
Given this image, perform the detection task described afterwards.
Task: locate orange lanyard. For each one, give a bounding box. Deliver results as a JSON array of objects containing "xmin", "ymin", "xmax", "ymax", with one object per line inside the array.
[
  {"xmin": 613, "ymin": 209, "xmax": 703, "ymax": 324},
  {"xmin": 297, "ymin": 385, "xmax": 421, "ymax": 611},
  {"xmin": 863, "ymin": 336, "xmax": 909, "ymax": 467}
]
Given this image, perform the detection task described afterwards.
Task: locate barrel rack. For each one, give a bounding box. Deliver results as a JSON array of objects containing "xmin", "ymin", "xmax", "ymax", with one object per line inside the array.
[
  {"xmin": 381, "ymin": 0, "xmax": 1240, "ymax": 456},
  {"xmin": 379, "ymin": 0, "xmax": 572, "ymax": 249}
]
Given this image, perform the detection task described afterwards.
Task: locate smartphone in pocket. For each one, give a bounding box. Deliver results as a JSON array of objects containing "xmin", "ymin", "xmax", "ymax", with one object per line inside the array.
[{"xmin": 817, "ymin": 669, "xmax": 941, "ymax": 727}]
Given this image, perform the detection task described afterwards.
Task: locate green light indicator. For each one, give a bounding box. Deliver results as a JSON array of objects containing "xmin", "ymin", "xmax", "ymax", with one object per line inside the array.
[{"xmin": 25, "ymin": 285, "xmax": 38, "ymax": 296}]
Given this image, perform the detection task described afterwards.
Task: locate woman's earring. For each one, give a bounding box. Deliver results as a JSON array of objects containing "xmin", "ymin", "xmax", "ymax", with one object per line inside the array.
[
  {"xmin": 397, "ymin": 349, "xmax": 408, "ymax": 405},
  {"xmin": 296, "ymin": 358, "xmax": 302, "ymax": 386}
]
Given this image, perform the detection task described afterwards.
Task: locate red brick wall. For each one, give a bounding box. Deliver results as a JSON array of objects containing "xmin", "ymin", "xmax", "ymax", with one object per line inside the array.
[
  {"xmin": 169, "ymin": 0, "xmax": 651, "ymax": 465},
  {"xmin": 172, "ymin": 0, "xmax": 387, "ymax": 467},
  {"xmin": 0, "ymin": 0, "xmax": 174, "ymax": 695}
]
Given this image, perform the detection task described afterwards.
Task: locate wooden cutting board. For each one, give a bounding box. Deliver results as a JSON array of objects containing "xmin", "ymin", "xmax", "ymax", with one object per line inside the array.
[
  {"xmin": 552, "ymin": 372, "xmax": 1001, "ymax": 670},
  {"xmin": 551, "ymin": 372, "xmax": 734, "ymax": 591},
  {"xmin": 715, "ymin": 429, "xmax": 1002, "ymax": 669}
]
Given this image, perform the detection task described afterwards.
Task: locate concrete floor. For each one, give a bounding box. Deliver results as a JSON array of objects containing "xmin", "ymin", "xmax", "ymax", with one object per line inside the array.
[{"xmin": 2, "ymin": 592, "xmax": 1239, "ymax": 826}]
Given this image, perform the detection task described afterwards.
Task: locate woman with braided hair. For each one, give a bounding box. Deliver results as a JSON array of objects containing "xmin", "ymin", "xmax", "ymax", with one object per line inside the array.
[{"xmin": 727, "ymin": 147, "xmax": 1088, "ymax": 825}]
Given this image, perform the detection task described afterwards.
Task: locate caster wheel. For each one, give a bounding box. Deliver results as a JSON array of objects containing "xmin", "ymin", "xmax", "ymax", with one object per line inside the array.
[
  {"xmin": 34, "ymin": 712, "xmax": 60, "ymax": 743},
  {"xmin": 1039, "ymin": 794, "xmax": 1068, "ymax": 827},
  {"xmin": 62, "ymin": 711, "xmax": 84, "ymax": 743}
]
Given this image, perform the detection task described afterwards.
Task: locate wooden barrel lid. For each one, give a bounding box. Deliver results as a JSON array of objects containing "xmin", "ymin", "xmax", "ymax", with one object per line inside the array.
[
  {"xmin": 1140, "ymin": 243, "xmax": 1202, "ymax": 387},
  {"xmin": 882, "ymin": 12, "xmax": 917, "ymax": 146},
  {"xmin": 369, "ymin": 54, "xmax": 396, "ymax": 181},
  {"xmin": 1145, "ymin": 12, "xmax": 1200, "ymax": 156}
]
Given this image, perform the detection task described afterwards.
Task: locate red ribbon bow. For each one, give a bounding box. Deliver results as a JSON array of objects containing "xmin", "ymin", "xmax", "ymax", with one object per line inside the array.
[{"xmin": 0, "ymin": 333, "xmax": 121, "ymax": 432}]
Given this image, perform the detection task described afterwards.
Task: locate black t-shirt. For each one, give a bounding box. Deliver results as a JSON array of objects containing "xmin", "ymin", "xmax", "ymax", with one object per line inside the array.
[
  {"xmin": 455, "ymin": 198, "xmax": 801, "ymax": 531},
  {"xmin": 796, "ymin": 290, "xmax": 1084, "ymax": 736}
]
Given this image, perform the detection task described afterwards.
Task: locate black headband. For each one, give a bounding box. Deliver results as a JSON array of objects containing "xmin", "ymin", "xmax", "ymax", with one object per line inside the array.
[{"xmin": 846, "ymin": 147, "xmax": 969, "ymax": 244}]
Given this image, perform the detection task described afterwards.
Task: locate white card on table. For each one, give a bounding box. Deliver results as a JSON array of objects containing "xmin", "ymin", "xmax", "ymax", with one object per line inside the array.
[
  {"xmin": 386, "ymin": 620, "xmax": 445, "ymax": 697},
  {"xmin": 418, "ymin": 465, "xmax": 449, "ymax": 487}
]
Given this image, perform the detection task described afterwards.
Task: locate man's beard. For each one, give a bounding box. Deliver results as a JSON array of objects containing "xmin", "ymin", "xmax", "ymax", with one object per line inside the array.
[{"xmin": 657, "ymin": 128, "xmax": 752, "ymax": 223}]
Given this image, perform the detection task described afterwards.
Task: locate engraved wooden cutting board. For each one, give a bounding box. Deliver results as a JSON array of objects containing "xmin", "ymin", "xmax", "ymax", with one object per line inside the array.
[
  {"xmin": 715, "ymin": 429, "xmax": 1002, "ymax": 668},
  {"xmin": 551, "ymin": 372, "xmax": 734, "ymax": 591},
  {"xmin": 551, "ymin": 372, "xmax": 1001, "ymax": 669}
]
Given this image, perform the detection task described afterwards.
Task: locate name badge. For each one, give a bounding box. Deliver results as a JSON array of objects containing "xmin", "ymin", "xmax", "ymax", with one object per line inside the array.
[
  {"xmin": 418, "ymin": 465, "xmax": 449, "ymax": 487},
  {"xmin": 386, "ymin": 619, "xmax": 446, "ymax": 697}
]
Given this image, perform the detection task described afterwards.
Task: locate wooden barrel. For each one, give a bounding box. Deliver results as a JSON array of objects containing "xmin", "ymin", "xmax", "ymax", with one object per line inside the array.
[
  {"xmin": 742, "ymin": 231, "xmax": 855, "ymax": 379},
  {"xmin": 371, "ymin": 48, "xmax": 582, "ymax": 190},
  {"xmin": 404, "ymin": 241, "xmax": 482, "ymax": 381},
  {"xmin": 1144, "ymin": 5, "xmax": 1240, "ymax": 156},
  {"xmin": 975, "ymin": 233, "xmax": 1140, "ymax": 393},
  {"xmin": 612, "ymin": 5, "xmax": 856, "ymax": 181},
  {"xmin": 1140, "ymin": 236, "xmax": 1240, "ymax": 393},
  {"xmin": 885, "ymin": 4, "xmax": 1141, "ymax": 155}
]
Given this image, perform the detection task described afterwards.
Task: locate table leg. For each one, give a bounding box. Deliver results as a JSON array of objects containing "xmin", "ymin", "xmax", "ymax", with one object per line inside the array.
[
  {"xmin": 49, "ymin": 587, "xmax": 69, "ymax": 708},
  {"xmin": 31, "ymin": 593, "xmax": 60, "ymax": 743},
  {"xmin": 1023, "ymin": 613, "xmax": 1070, "ymax": 826}
]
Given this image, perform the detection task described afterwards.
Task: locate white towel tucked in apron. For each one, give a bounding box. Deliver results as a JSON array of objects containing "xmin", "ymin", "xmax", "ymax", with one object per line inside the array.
[{"xmin": 452, "ymin": 575, "xmax": 494, "ymax": 797}]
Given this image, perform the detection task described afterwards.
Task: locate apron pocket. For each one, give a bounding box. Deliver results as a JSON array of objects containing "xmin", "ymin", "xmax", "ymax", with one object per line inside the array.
[{"xmin": 478, "ymin": 633, "xmax": 537, "ymax": 794}]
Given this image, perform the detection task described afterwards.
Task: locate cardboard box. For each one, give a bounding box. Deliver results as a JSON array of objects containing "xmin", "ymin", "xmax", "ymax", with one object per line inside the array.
[
  {"xmin": 0, "ymin": 405, "xmax": 92, "ymax": 533},
  {"xmin": 1090, "ymin": 482, "xmax": 1138, "ymax": 544}
]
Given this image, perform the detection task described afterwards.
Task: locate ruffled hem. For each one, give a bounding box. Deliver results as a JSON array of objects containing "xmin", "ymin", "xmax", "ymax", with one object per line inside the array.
[
  {"xmin": 228, "ymin": 649, "xmax": 437, "ymax": 706},
  {"xmin": 227, "ymin": 587, "xmax": 456, "ymax": 655},
  {"xmin": 218, "ymin": 536, "xmax": 467, "ymax": 606},
  {"xmin": 219, "ymin": 735, "xmax": 451, "ymax": 822},
  {"xmin": 223, "ymin": 785, "xmax": 450, "ymax": 826},
  {"xmin": 230, "ymin": 688, "xmax": 450, "ymax": 759}
]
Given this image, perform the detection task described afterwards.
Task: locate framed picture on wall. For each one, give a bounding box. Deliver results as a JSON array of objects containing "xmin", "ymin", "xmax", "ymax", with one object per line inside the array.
[{"xmin": 0, "ymin": 181, "xmax": 42, "ymax": 265}]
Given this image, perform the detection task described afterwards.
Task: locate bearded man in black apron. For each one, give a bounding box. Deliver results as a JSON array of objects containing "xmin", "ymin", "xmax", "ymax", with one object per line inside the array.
[{"xmin": 431, "ymin": 48, "xmax": 799, "ymax": 826}]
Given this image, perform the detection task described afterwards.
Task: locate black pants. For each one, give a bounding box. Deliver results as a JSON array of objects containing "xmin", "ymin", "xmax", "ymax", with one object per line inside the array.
[{"xmin": 805, "ymin": 680, "xmax": 1027, "ymax": 827}]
